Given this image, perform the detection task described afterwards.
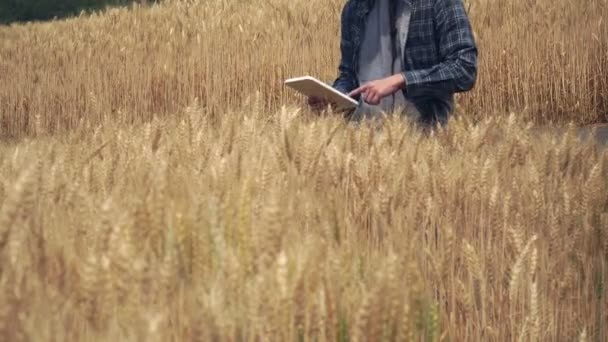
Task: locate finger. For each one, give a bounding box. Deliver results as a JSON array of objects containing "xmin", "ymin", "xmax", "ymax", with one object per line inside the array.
[
  {"xmin": 361, "ymin": 91, "xmax": 368, "ymax": 103},
  {"xmin": 308, "ymin": 96, "xmax": 321, "ymax": 104},
  {"xmin": 373, "ymin": 93, "xmax": 382, "ymax": 105},
  {"xmin": 365, "ymin": 90, "xmax": 376, "ymax": 104},
  {"xmin": 368, "ymin": 92, "xmax": 380, "ymax": 105},
  {"xmin": 363, "ymin": 89, "xmax": 374, "ymax": 104},
  {"xmin": 348, "ymin": 85, "xmax": 368, "ymax": 97},
  {"xmin": 309, "ymin": 99, "xmax": 328, "ymax": 109},
  {"xmin": 311, "ymin": 100, "xmax": 325, "ymax": 108}
]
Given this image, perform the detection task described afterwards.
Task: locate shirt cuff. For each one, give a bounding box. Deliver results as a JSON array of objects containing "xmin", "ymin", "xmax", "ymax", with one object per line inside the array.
[{"xmin": 402, "ymin": 70, "xmax": 425, "ymax": 96}]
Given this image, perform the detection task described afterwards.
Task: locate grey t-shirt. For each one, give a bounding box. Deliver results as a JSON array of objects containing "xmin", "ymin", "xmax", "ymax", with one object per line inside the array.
[{"xmin": 357, "ymin": 0, "xmax": 412, "ymax": 115}]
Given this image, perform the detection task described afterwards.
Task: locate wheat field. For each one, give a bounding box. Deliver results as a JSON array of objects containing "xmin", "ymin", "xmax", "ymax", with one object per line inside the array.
[
  {"xmin": 0, "ymin": 0, "xmax": 607, "ymax": 137},
  {"xmin": 0, "ymin": 0, "xmax": 607, "ymax": 341}
]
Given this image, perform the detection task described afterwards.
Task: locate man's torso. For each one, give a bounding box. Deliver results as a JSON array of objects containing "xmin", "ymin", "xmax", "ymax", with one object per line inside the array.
[
  {"xmin": 342, "ymin": 0, "xmax": 442, "ymax": 84},
  {"xmin": 342, "ymin": 0, "xmax": 453, "ymax": 124}
]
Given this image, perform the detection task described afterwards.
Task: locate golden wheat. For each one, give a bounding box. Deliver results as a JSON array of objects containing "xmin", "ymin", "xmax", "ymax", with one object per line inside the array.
[
  {"xmin": 0, "ymin": 107, "xmax": 606, "ymax": 340},
  {"xmin": 0, "ymin": 0, "xmax": 607, "ymax": 341},
  {"xmin": 0, "ymin": 0, "xmax": 607, "ymax": 137}
]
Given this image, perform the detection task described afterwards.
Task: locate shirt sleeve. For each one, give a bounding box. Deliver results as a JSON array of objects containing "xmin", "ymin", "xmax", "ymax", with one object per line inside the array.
[
  {"xmin": 333, "ymin": 1, "xmax": 359, "ymax": 95},
  {"xmin": 402, "ymin": 0, "xmax": 478, "ymax": 98}
]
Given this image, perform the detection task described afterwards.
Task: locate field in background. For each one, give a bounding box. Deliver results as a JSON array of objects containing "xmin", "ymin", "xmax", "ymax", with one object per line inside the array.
[
  {"xmin": 0, "ymin": 0, "xmax": 149, "ymax": 25},
  {"xmin": 0, "ymin": 0, "xmax": 607, "ymax": 137},
  {"xmin": 0, "ymin": 0, "xmax": 607, "ymax": 341}
]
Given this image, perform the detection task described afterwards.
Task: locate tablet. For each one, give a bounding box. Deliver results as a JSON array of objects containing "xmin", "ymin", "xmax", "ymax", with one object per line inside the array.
[{"xmin": 284, "ymin": 76, "xmax": 358, "ymax": 111}]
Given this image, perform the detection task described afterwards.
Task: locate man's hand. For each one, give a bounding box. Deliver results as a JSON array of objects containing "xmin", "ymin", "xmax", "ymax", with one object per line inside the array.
[
  {"xmin": 348, "ymin": 74, "xmax": 406, "ymax": 105},
  {"xmin": 307, "ymin": 96, "xmax": 329, "ymax": 112}
]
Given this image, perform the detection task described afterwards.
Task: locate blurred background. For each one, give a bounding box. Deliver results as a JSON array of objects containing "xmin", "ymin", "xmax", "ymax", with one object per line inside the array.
[{"xmin": 0, "ymin": 0, "xmax": 154, "ymax": 24}]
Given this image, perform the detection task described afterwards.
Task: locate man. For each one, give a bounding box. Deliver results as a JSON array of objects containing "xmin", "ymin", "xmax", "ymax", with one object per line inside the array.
[{"xmin": 310, "ymin": 0, "xmax": 478, "ymax": 127}]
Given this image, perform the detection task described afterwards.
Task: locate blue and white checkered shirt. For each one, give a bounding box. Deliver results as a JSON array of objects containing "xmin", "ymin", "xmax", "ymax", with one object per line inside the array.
[{"xmin": 333, "ymin": 0, "xmax": 478, "ymax": 123}]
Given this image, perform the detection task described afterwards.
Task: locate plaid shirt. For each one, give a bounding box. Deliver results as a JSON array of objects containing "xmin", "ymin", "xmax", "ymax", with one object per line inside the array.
[{"xmin": 333, "ymin": 0, "xmax": 478, "ymax": 121}]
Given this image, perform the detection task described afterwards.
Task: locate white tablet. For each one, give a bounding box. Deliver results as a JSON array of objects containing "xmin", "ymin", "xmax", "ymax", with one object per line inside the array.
[{"xmin": 284, "ymin": 76, "xmax": 358, "ymax": 111}]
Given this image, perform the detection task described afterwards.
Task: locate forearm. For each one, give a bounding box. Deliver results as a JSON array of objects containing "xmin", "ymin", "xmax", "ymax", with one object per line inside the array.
[
  {"xmin": 401, "ymin": 48, "xmax": 477, "ymax": 97},
  {"xmin": 402, "ymin": 0, "xmax": 477, "ymax": 98}
]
